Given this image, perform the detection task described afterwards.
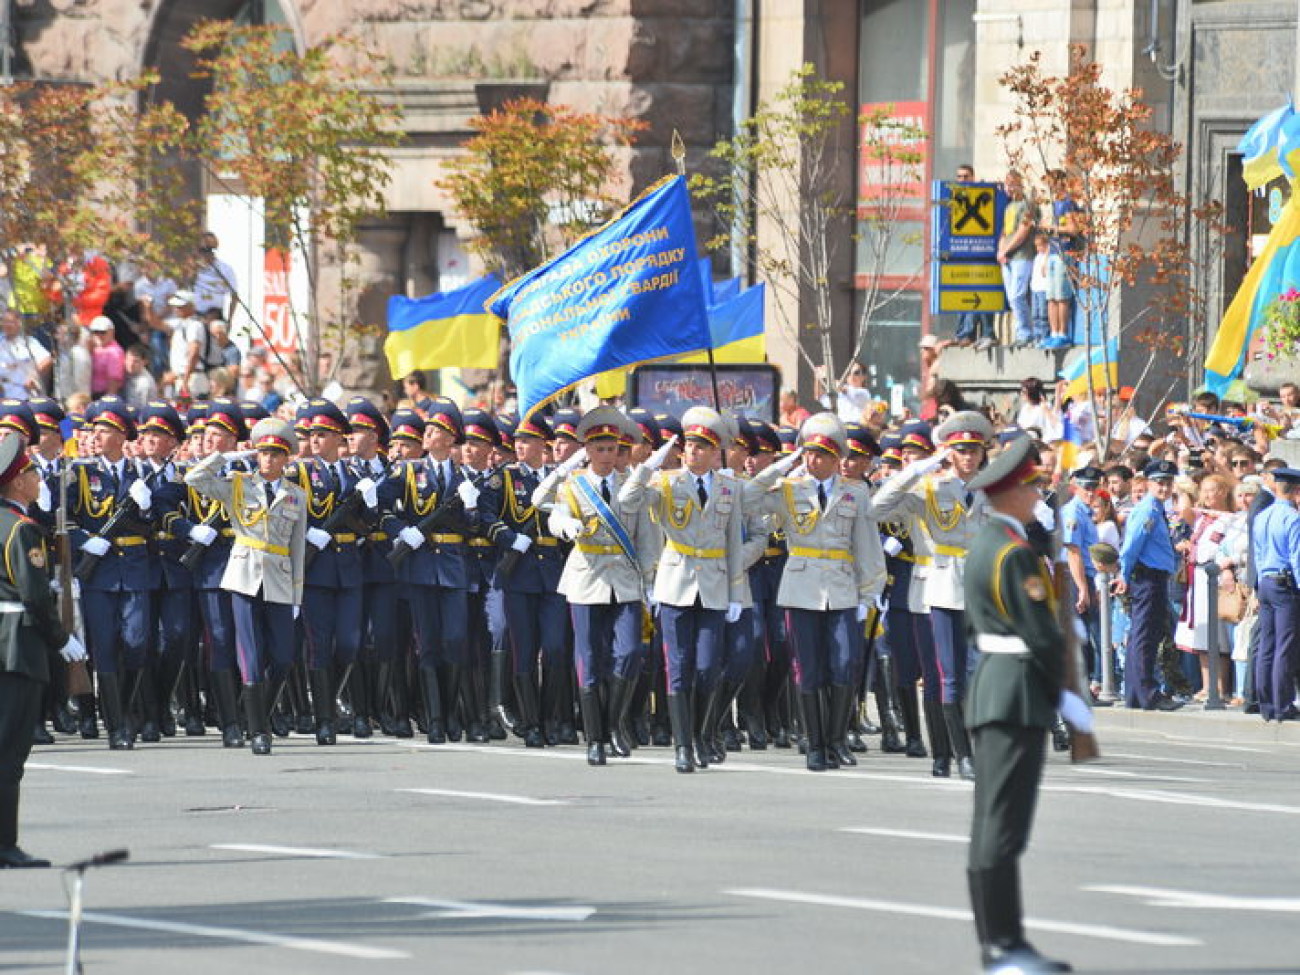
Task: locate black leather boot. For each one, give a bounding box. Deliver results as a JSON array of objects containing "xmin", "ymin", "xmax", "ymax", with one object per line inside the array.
[
  {"xmin": 32, "ymin": 721, "xmax": 53, "ymax": 745},
  {"xmin": 289, "ymin": 663, "xmax": 313, "ymax": 735},
  {"xmin": 420, "ymin": 667, "xmax": 445, "ymax": 744},
  {"xmin": 463, "ymin": 663, "xmax": 489, "ymax": 743},
  {"xmin": 441, "ymin": 664, "xmax": 463, "ymax": 741},
  {"xmin": 267, "ymin": 674, "xmax": 292, "ymax": 738},
  {"xmin": 877, "ymin": 656, "xmax": 907, "ymax": 753},
  {"xmin": 943, "ymin": 702, "xmax": 975, "ymax": 780},
  {"xmin": 741, "ymin": 659, "xmax": 767, "ymax": 749},
  {"xmin": 211, "ymin": 669, "xmax": 243, "ymax": 748},
  {"xmin": 667, "ymin": 692, "xmax": 694, "ymax": 773},
  {"xmin": 135, "ymin": 666, "xmax": 161, "ymax": 743},
  {"xmin": 607, "ymin": 675, "xmax": 633, "ymax": 758},
  {"xmin": 0, "ymin": 785, "xmax": 49, "ymax": 869},
  {"xmin": 244, "ymin": 683, "xmax": 272, "ymax": 756},
  {"xmin": 540, "ymin": 665, "xmax": 560, "ymax": 746},
  {"xmin": 827, "ymin": 684, "xmax": 857, "ymax": 767},
  {"xmin": 155, "ymin": 657, "xmax": 179, "ymax": 738},
  {"xmin": 98, "ymin": 673, "xmax": 131, "ymax": 750},
  {"xmin": 579, "ymin": 688, "xmax": 606, "ymax": 766},
  {"xmin": 390, "ymin": 660, "xmax": 414, "ymax": 738},
  {"xmin": 799, "ymin": 691, "xmax": 828, "ymax": 771},
  {"xmin": 924, "ymin": 699, "xmax": 951, "ymax": 776},
  {"xmin": 309, "ymin": 669, "xmax": 336, "ymax": 745},
  {"xmin": 77, "ymin": 691, "xmax": 99, "ymax": 739},
  {"xmin": 350, "ymin": 662, "xmax": 373, "ymax": 739},
  {"xmin": 704, "ymin": 681, "xmax": 731, "ymax": 765},
  {"xmin": 899, "ymin": 685, "xmax": 928, "ymax": 758},
  {"xmin": 690, "ymin": 685, "xmax": 710, "ymax": 769},
  {"xmin": 513, "ymin": 675, "xmax": 545, "ymax": 748},
  {"xmin": 489, "ymin": 651, "xmax": 517, "ymax": 740},
  {"xmin": 179, "ymin": 663, "xmax": 205, "ymax": 736}
]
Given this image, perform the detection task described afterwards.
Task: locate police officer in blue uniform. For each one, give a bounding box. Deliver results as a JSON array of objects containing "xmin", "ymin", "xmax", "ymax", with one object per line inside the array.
[
  {"xmin": 1113, "ymin": 459, "xmax": 1183, "ymax": 711},
  {"xmin": 1251, "ymin": 467, "xmax": 1300, "ymax": 721},
  {"xmin": 1061, "ymin": 466, "xmax": 1102, "ymax": 691},
  {"xmin": 286, "ymin": 400, "xmax": 366, "ymax": 745},
  {"xmin": 67, "ymin": 399, "xmax": 156, "ymax": 749}
]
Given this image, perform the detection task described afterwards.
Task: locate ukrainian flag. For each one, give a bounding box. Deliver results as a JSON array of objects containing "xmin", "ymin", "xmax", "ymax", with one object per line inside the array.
[
  {"xmin": 1239, "ymin": 104, "xmax": 1295, "ymax": 191},
  {"xmin": 384, "ymin": 275, "xmax": 503, "ymax": 377},
  {"xmin": 1059, "ymin": 338, "xmax": 1118, "ymax": 403},
  {"xmin": 1057, "ymin": 412, "xmax": 1084, "ymax": 472},
  {"xmin": 1204, "ymin": 194, "xmax": 1300, "ymax": 396}
]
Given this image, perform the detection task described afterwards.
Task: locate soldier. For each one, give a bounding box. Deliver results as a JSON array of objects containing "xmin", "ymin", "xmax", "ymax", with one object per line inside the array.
[
  {"xmin": 479, "ymin": 414, "xmax": 566, "ymax": 749},
  {"xmin": 1112, "ymin": 459, "xmax": 1183, "ymax": 711},
  {"xmin": 963, "ymin": 434, "xmax": 1082, "ymax": 975},
  {"xmin": 185, "ymin": 418, "xmax": 307, "ymax": 755},
  {"xmin": 1250, "ymin": 467, "xmax": 1300, "ymax": 722},
  {"xmin": 842, "ymin": 421, "xmax": 887, "ymax": 754},
  {"xmin": 746, "ymin": 413, "xmax": 887, "ymax": 771},
  {"xmin": 67, "ymin": 399, "xmax": 157, "ymax": 750},
  {"xmin": 620, "ymin": 406, "xmax": 745, "ymax": 772},
  {"xmin": 377, "ymin": 398, "xmax": 473, "ymax": 744},
  {"xmin": 534, "ymin": 406, "xmax": 658, "ymax": 766},
  {"xmin": 0, "ymin": 432, "xmax": 86, "ymax": 867},
  {"xmin": 285, "ymin": 400, "xmax": 367, "ymax": 745},
  {"xmin": 457, "ymin": 409, "xmax": 501, "ymax": 743},
  {"xmin": 872, "ymin": 411, "xmax": 995, "ymax": 780},
  {"xmin": 1061, "ymin": 466, "xmax": 1103, "ymax": 692}
]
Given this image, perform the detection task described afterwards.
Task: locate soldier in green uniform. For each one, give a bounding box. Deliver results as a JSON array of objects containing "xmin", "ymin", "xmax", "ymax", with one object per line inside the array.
[
  {"xmin": 963, "ymin": 435, "xmax": 1090, "ymax": 974},
  {"xmin": 0, "ymin": 432, "xmax": 87, "ymax": 867}
]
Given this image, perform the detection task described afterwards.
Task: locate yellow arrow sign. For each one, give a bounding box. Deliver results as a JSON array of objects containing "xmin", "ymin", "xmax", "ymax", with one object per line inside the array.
[
  {"xmin": 939, "ymin": 263, "xmax": 1003, "ymax": 287},
  {"xmin": 937, "ymin": 290, "xmax": 1007, "ymax": 313}
]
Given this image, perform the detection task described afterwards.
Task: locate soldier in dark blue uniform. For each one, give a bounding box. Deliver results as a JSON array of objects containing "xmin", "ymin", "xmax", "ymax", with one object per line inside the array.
[
  {"xmin": 479, "ymin": 414, "xmax": 566, "ymax": 748},
  {"xmin": 377, "ymin": 397, "xmax": 471, "ymax": 744},
  {"xmin": 285, "ymin": 400, "xmax": 366, "ymax": 745},
  {"xmin": 381, "ymin": 409, "xmax": 426, "ymax": 735},
  {"xmin": 458, "ymin": 409, "xmax": 500, "ymax": 744},
  {"xmin": 1251, "ymin": 467, "xmax": 1300, "ymax": 721},
  {"xmin": 67, "ymin": 399, "xmax": 156, "ymax": 749}
]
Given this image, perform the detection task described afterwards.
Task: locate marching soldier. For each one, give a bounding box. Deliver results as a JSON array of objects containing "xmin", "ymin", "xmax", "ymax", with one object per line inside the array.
[
  {"xmin": 185, "ymin": 418, "xmax": 307, "ymax": 755},
  {"xmin": 620, "ymin": 406, "xmax": 745, "ymax": 773},
  {"xmin": 458, "ymin": 408, "xmax": 501, "ymax": 744},
  {"xmin": 842, "ymin": 421, "xmax": 885, "ymax": 754},
  {"xmin": 746, "ymin": 413, "xmax": 887, "ymax": 771},
  {"xmin": 872, "ymin": 411, "xmax": 995, "ymax": 780},
  {"xmin": 534, "ymin": 406, "xmax": 658, "ymax": 766},
  {"xmin": 0, "ymin": 432, "xmax": 87, "ymax": 867},
  {"xmin": 963, "ymin": 434, "xmax": 1084, "ymax": 975}
]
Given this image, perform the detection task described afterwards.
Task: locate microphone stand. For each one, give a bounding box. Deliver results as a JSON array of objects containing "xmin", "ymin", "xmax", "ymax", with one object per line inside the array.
[{"xmin": 64, "ymin": 848, "xmax": 129, "ymax": 975}]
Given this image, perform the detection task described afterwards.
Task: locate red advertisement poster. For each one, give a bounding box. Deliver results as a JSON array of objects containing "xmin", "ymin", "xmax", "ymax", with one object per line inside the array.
[
  {"xmin": 262, "ymin": 247, "xmax": 297, "ymax": 358},
  {"xmin": 858, "ymin": 100, "xmax": 928, "ymax": 206}
]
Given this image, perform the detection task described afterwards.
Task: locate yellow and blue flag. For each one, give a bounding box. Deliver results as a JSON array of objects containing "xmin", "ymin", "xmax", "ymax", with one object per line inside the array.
[
  {"xmin": 1204, "ymin": 193, "xmax": 1300, "ymax": 396},
  {"xmin": 384, "ymin": 275, "xmax": 502, "ymax": 376},
  {"xmin": 490, "ymin": 176, "xmax": 712, "ymax": 417},
  {"xmin": 1239, "ymin": 104, "xmax": 1294, "ymax": 190},
  {"xmin": 1057, "ymin": 412, "xmax": 1084, "ymax": 471},
  {"xmin": 1059, "ymin": 338, "xmax": 1118, "ymax": 402}
]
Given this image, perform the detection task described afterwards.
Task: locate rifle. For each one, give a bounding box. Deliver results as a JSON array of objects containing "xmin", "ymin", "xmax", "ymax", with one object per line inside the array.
[
  {"xmin": 54, "ymin": 460, "xmax": 91, "ymax": 697},
  {"xmin": 303, "ymin": 490, "xmax": 367, "ymax": 571},
  {"xmin": 387, "ymin": 494, "xmax": 465, "ymax": 570},
  {"xmin": 72, "ymin": 495, "xmax": 141, "ymax": 583},
  {"xmin": 1052, "ymin": 489, "xmax": 1100, "ymax": 763}
]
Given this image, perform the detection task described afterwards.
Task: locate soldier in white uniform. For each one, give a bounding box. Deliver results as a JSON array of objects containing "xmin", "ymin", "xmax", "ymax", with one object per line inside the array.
[
  {"xmin": 746, "ymin": 413, "xmax": 887, "ymax": 772},
  {"xmin": 619, "ymin": 406, "xmax": 746, "ymax": 773},
  {"xmin": 871, "ymin": 410, "xmax": 994, "ymax": 780},
  {"xmin": 185, "ymin": 418, "xmax": 307, "ymax": 756},
  {"xmin": 533, "ymin": 406, "xmax": 659, "ymax": 766}
]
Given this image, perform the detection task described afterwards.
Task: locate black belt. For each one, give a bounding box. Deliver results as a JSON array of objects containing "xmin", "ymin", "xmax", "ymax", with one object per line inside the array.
[{"xmin": 1131, "ymin": 565, "xmax": 1168, "ymax": 581}]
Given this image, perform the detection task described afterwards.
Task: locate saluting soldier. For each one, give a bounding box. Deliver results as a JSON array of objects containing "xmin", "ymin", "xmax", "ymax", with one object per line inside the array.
[
  {"xmin": 620, "ymin": 406, "xmax": 746, "ymax": 773},
  {"xmin": 872, "ymin": 411, "xmax": 995, "ymax": 780},
  {"xmin": 0, "ymin": 432, "xmax": 87, "ymax": 867},
  {"xmin": 534, "ymin": 406, "xmax": 659, "ymax": 766},
  {"xmin": 842, "ymin": 421, "xmax": 885, "ymax": 754},
  {"xmin": 963, "ymin": 434, "xmax": 1083, "ymax": 975},
  {"xmin": 746, "ymin": 413, "xmax": 887, "ymax": 772},
  {"xmin": 186, "ymin": 418, "xmax": 307, "ymax": 755},
  {"xmin": 67, "ymin": 399, "xmax": 157, "ymax": 750}
]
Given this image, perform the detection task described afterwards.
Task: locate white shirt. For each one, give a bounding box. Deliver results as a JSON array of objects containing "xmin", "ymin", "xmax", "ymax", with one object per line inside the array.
[
  {"xmin": 167, "ymin": 314, "xmax": 208, "ymax": 396},
  {"xmin": 0, "ymin": 333, "xmax": 51, "ymax": 398},
  {"xmin": 826, "ymin": 384, "xmax": 874, "ymax": 424}
]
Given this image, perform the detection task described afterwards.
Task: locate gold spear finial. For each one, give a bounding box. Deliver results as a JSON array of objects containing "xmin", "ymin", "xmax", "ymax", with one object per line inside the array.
[{"xmin": 671, "ymin": 130, "xmax": 686, "ymax": 176}]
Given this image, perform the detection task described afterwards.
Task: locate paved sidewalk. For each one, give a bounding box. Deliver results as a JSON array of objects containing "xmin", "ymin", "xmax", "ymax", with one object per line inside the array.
[{"xmin": 1092, "ymin": 698, "xmax": 1300, "ymax": 744}]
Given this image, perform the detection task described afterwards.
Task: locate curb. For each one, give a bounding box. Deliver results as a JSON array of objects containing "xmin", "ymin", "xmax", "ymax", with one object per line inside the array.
[{"xmin": 1091, "ymin": 701, "xmax": 1300, "ymax": 745}]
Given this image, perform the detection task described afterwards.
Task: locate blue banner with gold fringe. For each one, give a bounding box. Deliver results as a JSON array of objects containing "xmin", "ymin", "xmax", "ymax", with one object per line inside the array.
[{"xmin": 488, "ymin": 176, "xmax": 712, "ymax": 418}]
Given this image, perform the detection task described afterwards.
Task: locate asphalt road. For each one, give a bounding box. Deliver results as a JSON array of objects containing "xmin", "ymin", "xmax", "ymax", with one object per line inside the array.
[{"xmin": 3, "ymin": 711, "xmax": 1299, "ymax": 975}]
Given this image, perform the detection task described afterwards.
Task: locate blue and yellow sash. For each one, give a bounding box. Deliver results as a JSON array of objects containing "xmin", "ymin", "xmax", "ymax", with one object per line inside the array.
[{"xmin": 573, "ymin": 473, "xmax": 638, "ymax": 567}]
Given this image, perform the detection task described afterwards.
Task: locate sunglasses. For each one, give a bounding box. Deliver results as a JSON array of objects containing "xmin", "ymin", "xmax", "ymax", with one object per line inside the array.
[{"xmin": 1230, "ymin": 460, "xmax": 1253, "ymax": 469}]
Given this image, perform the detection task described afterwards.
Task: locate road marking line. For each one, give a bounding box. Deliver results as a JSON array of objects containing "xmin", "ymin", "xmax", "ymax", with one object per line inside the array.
[
  {"xmin": 210, "ymin": 843, "xmax": 384, "ymax": 860},
  {"xmin": 839, "ymin": 827, "xmax": 967, "ymax": 843},
  {"xmin": 385, "ymin": 896, "xmax": 595, "ymax": 921},
  {"xmin": 1104, "ymin": 751, "xmax": 1243, "ymax": 768},
  {"xmin": 725, "ymin": 888, "xmax": 1200, "ymax": 947},
  {"xmin": 1087, "ymin": 885, "xmax": 1300, "ymax": 912},
  {"xmin": 20, "ymin": 910, "xmax": 408, "ymax": 960},
  {"xmin": 28, "ymin": 763, "xmax": 133, "ymax": 776},
  {"xmin": 1117, "ymin": 734, "xmax": 1271, "ymax": 754},
  {"xmin": 1041, "ymin": 783, "xmax": 1300, "ymax": 815},
  {"xmin": 398, "ymin": 788, "xmax": 568, "ymax": 807},
  {"xmin": 1066, "ymin": 767, "xmax": 1209, "ymax": 784}
]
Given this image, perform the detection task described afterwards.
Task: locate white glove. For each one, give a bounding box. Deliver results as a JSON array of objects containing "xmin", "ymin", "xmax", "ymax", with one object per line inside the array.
[
  {"xmin": 223, "ymin": 450, "xmax": 256, "ymax": 465},
  {"xmin": 188, "ymin": 524, "xmax": 219, "ymax": 546},
  {"xmin": 306, "ymin": 527, "xmax": 331, "ymax": 550},
  {"xmin": 128, "ymin": 479, "xmax": 152, "ymax": 512},
  {"xmin": 398, "ymin": 525, "xmax": 425, "ymax": 550},
  {"xmin": 644, "ymin": 437, "xmax": 677, "ymax": 471},
  {"xmin": 648, "ymin": 598, "xmax": 659, "ymax": 615},
  {"xmin": 36, "ymin": 481, "xmax": 52, "ymax": 513},
  {"xmin": 557, "ymin": 447, "xmax": 588, "ymax": 476},
  {"xmin": 58, "ymin": 634, "xmax": 87, "ymax": 663},
  {"xmin": 725, "ymin": 602, "xmax": 743, "ymax": 623},
  {"xmin": 457, "ymin": 478, "xmax": 480, "ymax": 508},
  {"xmin": 873, "ymin": 593, "xmax": 888, "ymax": 613},
  {"xmin": 1058, "ymin": 689, "xmax": 1094, "ymax": 733},
  {"xmin": 857, "ymin": 602, "xmax": 870, "ymax": 622},
  {"xmin": 292, "ymin": 605, "xmax": 300, "ymax": 620},
  {"xmin": 1034, "ymin": 498, "xmax": 1055, "ymax": 531},
  {"xmin": 510, "ymin": 534, "xmax": 533, "ymax": 554},
  {"xmin": 552, "ymin": 513, "xmax": 583, "ymax": 542},
  {"xmin": 882, "ymin": 536, "xmax": 903, "ymax": 557},
  {"xmin": 905, "ymin": 451, "xmax": 945, "ymax": 478},
  {"xmin": 771, "ymin": 447, "xmax": 804, "ymax": 476},
  {"xmin": 81, "ymin": 536, "xmax": 111, "ymax": 557},
  {"xmin": 355, "ymin": 476, "xmax": 379, "ymax": 509}
]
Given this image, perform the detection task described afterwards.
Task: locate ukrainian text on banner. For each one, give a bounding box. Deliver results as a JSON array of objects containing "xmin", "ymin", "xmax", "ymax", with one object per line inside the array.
[
  {"xmin": 489, "ymin": 176, "xmax": 712, "ymax": 418},
  {"xmin": 385, "ymin": 275, "xmax": 502, "ymax": 375}
]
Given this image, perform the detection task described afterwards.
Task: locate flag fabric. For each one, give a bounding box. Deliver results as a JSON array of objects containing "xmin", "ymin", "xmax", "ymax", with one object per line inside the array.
[
  {"xmin": 384, "ymin": 275, "xmax": 502, "ymax": 376},
  {"xmin": 1239, "ymin": 104, "xmax": 1295, "ymax": 191},
  {"xmin": 1058, "ymin": 338, "xmax": 1118, "ymax": 402},
  {"xmin": 1057, "ymin": 411, "xmax": 1084, "ymax": 472},
  {"xmin": 1204, "ymin": 194, "xmax": 1300, "ymax": 396},
  {"xmin": 490, "ymin": 176, "xmax": 712, "ymax": 418},
  {"xmin": 593, "ymin": 282, "xmax": 767, "ymax": 399}
]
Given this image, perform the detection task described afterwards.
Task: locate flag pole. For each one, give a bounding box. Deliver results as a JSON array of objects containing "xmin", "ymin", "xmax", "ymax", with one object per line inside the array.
[{"xmin": 672, "ymin": 129, "xmax": 721, "ymax": 411}]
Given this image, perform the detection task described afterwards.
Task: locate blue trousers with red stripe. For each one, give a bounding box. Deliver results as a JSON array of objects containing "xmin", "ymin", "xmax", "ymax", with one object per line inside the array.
[
  {"xmin": 785, "ymin": 607, "xmax": 855, "ymax": 691},
  {"xmin": 301, "ymin": 583, "xmax": 363, "ymax": 671},
  {"xmin": 659, "ymin": 603, "xmax": 724, "ymax": 693},
  {"xmin": 196, "ymin": 589, "xmax": 237, "ymax": 672},
  {"xmin": 570, "ymin": 601, "xmax": 642, "ymax": 689},
  {"xmin": 231, "ymin": 592, "xmax": 294, "ymax": 685},
  {"xmin": 929, "ymin": 606, "xmax": 972, "ymax": 705},
  {"xmin": 505, "ymin": 590, "xmax": 568, "ymax": 677}
]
